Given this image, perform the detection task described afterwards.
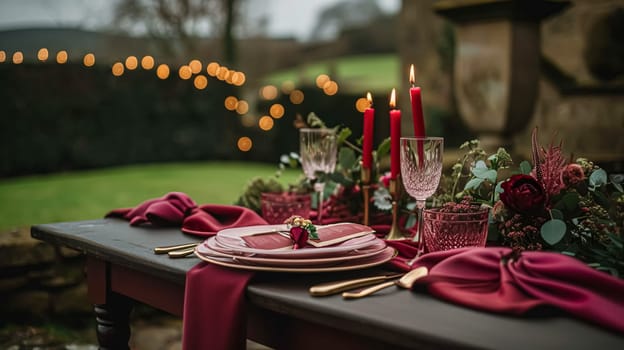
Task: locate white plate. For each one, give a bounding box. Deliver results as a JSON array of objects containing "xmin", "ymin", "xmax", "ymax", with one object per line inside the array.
[
  {"xmin": 194, "ymin": 246, "xmax": 396, "ymax": 273},
  {"xmin": 197, "ymin": 238, "xmax": 387, "ymax": 267},
  {"xmin": 208, "ymin": 233, "xmax": 381, "ymax": 259}
]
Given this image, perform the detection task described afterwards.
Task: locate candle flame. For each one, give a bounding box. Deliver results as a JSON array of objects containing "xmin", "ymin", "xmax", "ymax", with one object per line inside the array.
[
  {"xmin": 366, "ymin": 92, "xmax": 372, "ymax": 107},
  {"xmin": 389, "ymin": 88, "xmax": 396, "ymax": 109},
  {"xmin": 409, "ymin": 64, "xmax": 416, "ymax": 86}
]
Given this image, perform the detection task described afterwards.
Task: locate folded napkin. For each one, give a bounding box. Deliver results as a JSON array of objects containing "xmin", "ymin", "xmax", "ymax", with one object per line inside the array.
[
  {"xmin": 410, "ymin": 247, "xmax": 624, "ymax": 334},
  {"xmin": 105, "ymin": 192, "xmax": 197, "ymax": 226},
  {"xmin": 107, "ymin": 192, "xmax": 268, "ymax": 350},
  {"xmin": 183, "ymin": 262, "xmax": 255, "ymax": 350},
  {"xmin": 182, "ymin": 204, "xmax": 268, "ymax": 236}
]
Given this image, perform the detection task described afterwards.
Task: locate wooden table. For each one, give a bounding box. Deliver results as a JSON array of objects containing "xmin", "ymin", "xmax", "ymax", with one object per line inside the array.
[{"xmin": 31, "ymin": 219, "xmax": 624, "ymax": 350}]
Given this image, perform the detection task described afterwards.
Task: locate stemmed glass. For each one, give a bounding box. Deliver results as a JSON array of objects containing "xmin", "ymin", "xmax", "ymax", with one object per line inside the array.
[
  {"xmin": 400, "ymin": 137, "xmax": 444, "ymax": 260},
  {"xmin": 299, "ymin": 128, "xmax": 338, "ymax": 224}
]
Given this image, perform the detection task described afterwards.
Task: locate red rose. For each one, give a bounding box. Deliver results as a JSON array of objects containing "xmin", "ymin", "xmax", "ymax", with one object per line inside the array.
[
  {"xmin": 500, "ymin": 174, "xmax": 547, "ymax": 215},
  {"xmin": 561, "ymin": 163, "xmax": 585, "ymax": 187},
  {"xmin": 289, "ymin": 227, "xmax": 309, "ymax": 249}
]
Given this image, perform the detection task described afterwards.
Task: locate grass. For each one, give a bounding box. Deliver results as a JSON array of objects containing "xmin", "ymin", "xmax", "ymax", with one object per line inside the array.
[
  {"xmin": 0, "ymin": 162, "xmax": 302, "ymax": 231},
  {"xmin": 263, "ymin": 53, "xmax": 400, "ymax": 93}
]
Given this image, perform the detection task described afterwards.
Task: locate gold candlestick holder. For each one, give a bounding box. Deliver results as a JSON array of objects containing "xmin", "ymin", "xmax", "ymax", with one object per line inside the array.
[
  {"xmin": 385, "ymin": 176, "xmax": 405, "ymax": 240},
  {"xmin": 360, "ymin": 166, "xmax": 371, "ymax": 226}
]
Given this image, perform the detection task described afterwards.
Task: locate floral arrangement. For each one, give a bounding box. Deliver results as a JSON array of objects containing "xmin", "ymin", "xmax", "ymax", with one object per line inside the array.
[
  {"xmin": 236, "ymin": 113, "xmax": 623, "ymax": 277},
  {"xmin": 439, "ymin": 129, "xmax": 624, "ymax": 277},
  {"xmin": 284, "ymin": 215, "xmax": 318, "ymax": 249}
]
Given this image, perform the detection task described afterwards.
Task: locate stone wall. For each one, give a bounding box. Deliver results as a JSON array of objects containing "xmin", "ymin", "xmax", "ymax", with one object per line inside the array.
[{"xmin": 0, "ymin": 227, "xmax": 91, "ymax": 323}]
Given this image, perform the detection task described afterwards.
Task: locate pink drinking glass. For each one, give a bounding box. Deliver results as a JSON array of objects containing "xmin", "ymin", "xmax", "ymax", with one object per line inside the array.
[
  {"xmin": 261, "ymin": 192, "xmax": 312, "ymax": 225},
  {"xmin": 422, "ymin": 208, "xmax": 490, "ymax": 253}
]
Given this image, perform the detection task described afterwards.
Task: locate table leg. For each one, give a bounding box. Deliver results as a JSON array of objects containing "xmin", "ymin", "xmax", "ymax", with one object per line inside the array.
[{"xmin": 94, "ymin": 292, "xmax": 134, "ymax": 350}]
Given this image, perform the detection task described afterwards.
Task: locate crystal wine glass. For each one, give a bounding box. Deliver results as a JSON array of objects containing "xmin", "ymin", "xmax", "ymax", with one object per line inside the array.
[
  {"xmin": 299, "ymin": 128, "xmax": 338, "ymax": 224},
  {"xmin": 400, "ymin": 137, "xmax": 444, "ymax": 261}
]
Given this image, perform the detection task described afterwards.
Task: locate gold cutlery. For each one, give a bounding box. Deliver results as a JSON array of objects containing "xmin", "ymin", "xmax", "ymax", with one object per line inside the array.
[
  {"xmin": 167, "ymin": 246, "xmax": 198, "ymax": 258},
  {"xmin": 154, "ymin": 242, "xmax": 199, "ymax": 254},
  {"xmin": 342, "ymin": 266, "xmax": 428, "ymax": 299},
  {"xmin": 309, "ymin": 273, "xmax": 403, "ymax": 296}
]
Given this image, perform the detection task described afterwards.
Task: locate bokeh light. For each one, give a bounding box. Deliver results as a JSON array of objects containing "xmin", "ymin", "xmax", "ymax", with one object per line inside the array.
[
  {"xmin": 259, "ymin": 85, "xmax": 278, "ymax": 100},
  {"xmin": 237, "ymin": 137, "xmax": 253, "ymax": 152},
  {"xmin": 112, "ymin": 62, "xmax": 124, "ymax": 76},
  {"xmin": 258, "ymin": 116, "xmax": 275, "ymax": 131},
  {"xmin": 236, "ymin": 100, "xmax": 249, "ymax": 115},
  {"xmin": 269, "ymin": 104, "xmax": 285, "ymax": 119},
  {"xmin": 206, "ymin": 62, "xmax": 219, "ymax": 76},
  {"xmin": 178, "ymin": 65, "xmax": 192, "ymax": 80},
  {"xmin": 355, "ymin": 97, "xmax": 370, "ymax": 113},
  {"xmin": 224, "ymin": 96, "xmax": 238, "ymax": 111},
  {"xmin": 56, "ymin": 50, "xmax": 68, "ymax": 64},
  {"xmin": 289, "ymin": 89, "xmax": 304, "ymax": 104},
  {"xmin": 125, "ymin": 56, "xmax": 138, "ymax": 70},
  {"xmin": 189, "ymin": 59, "xmax": 202, "ymax": 74},
  {"xmin": 216, "ymin": 66, "xmax": 228, "ymax": 80},
  {"xmin": 315, "ymin": 74, "xmax": 330, "ymax": 88},
  {"xmin": 156, "ymin": 64, "xmax": 170, "ymax": 79},
  {"xmin": 141, "ymin": 56, "xmax": 155, "ymax": 70},
  {"xmin": 83, "ymin": 53, "xmax": 95, "ymax": 67},
  {"xmin": 193, "ymin": 75, "xmax": 208, "ymax": 90},
  {"xmin": 0, "ymin": 50, "xmax": 6, "ymax": 63},
  {"xmin": 231, "ymin": 71, "xmax": 246, "ymax": 86},
  {"xmin": 12, "ymin": 51, "xmax": 23, "ymax": 64},
  {"xmin": 323, "ymin": 80, "xmax": 339, "ymax": 95},
  {"xmin": 37, "ymin": 48, "xmax": 48, "ymax": 62}
]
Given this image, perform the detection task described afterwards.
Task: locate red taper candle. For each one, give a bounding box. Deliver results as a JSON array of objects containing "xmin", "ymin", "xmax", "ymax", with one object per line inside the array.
[
  {"xmin": 389, "ymin": 88, "xmax": 401, "ymax": 179},
  {"xmin": 409, "ymin": 64, "xmax": 425, "ymax": 138},
  {"xmin": 362, "ymin": 92, "xmax": 375, "ymax": 169}
]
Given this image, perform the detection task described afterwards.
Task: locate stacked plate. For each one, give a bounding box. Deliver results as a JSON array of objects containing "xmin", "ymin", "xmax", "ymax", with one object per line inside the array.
[{"xmin": 195, "ymin": 223, "xmax": 395, "ymax": 272}]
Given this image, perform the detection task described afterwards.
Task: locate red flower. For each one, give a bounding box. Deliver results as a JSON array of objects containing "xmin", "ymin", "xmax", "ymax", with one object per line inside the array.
[
  {"xmin": 289, "ymin": 227, "xmax": 309, "ymax": 249},
  {"xmin": 500, "ymin": 174, "xmax": 547, "ymax": 215},
  {"xmin": 561, "ymin": 163, "xmax": 585, "ymax": 187}
]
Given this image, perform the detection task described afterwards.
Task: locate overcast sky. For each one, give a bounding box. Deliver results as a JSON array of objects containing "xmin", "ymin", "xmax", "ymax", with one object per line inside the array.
[{"xmin": 0, "ymin": 0, "xmax": 400, "ymax": 41}]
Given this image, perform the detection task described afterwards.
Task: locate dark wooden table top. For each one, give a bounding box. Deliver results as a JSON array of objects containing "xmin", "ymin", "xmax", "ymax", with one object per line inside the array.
[{"xmin": 32, "ymin": 219, "xmax": 624, "ymax": 350}]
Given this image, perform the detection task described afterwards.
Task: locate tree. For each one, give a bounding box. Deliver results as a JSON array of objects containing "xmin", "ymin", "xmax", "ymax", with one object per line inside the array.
[{"xmin": 112, "ymin": 0, "xmax": 240, "ymax": 63}]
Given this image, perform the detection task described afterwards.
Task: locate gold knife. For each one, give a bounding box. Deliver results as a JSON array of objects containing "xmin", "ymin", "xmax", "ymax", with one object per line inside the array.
[
  {"xmin": 167, "ymin": 246, "xmax": 197, "ymax": 258},
  {"xmin": 153, "ymin": 242, "xmax": 199, "ymax": 254},
  {"xmin": 309, "ymin": 273, "xmax": 403, "ymax": 296}
]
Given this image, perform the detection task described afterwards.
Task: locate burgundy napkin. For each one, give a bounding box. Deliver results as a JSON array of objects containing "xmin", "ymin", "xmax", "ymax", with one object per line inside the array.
[
  {"xmin": 183, "ymin": 262, "xmax": 255, "ymax": 350},
  {"xmin": 181, "ymin": 204, "xmax": 268, "ymax": 236},
  {"xmin": 410, "ymin": 247, "xmax": 624, "ymax": 334},
  {"xmin": 106, "ymin": 193, "xmax": 268, "ymax": 350},
  {"xmin": 105, "ymin": 192, "xmax": 197, "ymax": 226}
]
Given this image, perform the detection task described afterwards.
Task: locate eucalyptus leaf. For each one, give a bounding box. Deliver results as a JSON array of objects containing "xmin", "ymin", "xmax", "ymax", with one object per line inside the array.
[
  {"xmin": 589, "ymin": 169, "xmax": 607, "ymax": 187},
  {"xmin": 550, "ymin": 208, "xmax": 564, "ymax": 220},
  {"xmin": 337, "ymin": 128, "xmax": 352, "ymax": 145},
  {"xmin": 540, "ymin": 219, "xmax": 567, "ymax": 245},
  {"xmin": 519, "ymin": 161, "xmax": 532, "ymax": 175},
  {"xmin": 405, "ymin": 213, "xmax": 417, "ymax": 229},
  {"xmin": 338, "ymin": 147, "xmax": 357, "ymax": 170},
  {"xmin": 376, "ymin": 138, "xmax": 391, "ymax": 158},
  {"xmin": 471, "ymin": 167, "xmax": 497, "ymax": 183},
  {"xmin": 495, "ymin": 181, "xmax": 504, "ymax": 193},
  {"xmin": 464, "ymin": 177, "xmax": 484, "ymax": 191},
  {"xmin": 613, "ymin": 182, "xmax": 624, "ymax": 193},
  {"xmin": 474, "ymin": 160, "xmax": 487, "ymax": 169}
]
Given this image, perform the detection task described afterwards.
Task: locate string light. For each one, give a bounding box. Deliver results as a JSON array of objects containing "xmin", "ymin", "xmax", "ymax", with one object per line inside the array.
[
  {"xmin": 141, "ymin": 56, "xmax": 155, "ymax": 70},
  {"xmin": 12, "ymin": 51, "xmax": 24, "ymax": 64},
  {"xmin": 125, "ymin": 56, "xmax": 138, "ymax": 70},
  {"xmin": 83, "ymin": 53, "xmax": 95, "ymax": 67},
  {"xmin": 156, "ymin": 64, "xmax": 170, "ymax": 79},
  {"xmin": 56, "ymin": 50, "xmax": 68, "ymax": 64},
  {"xmin": 37, "ymin": 48, "xmax": 49, "ymax": 62},
  {"xmin": 237, "ymin": 137, "xmax": 253, "ymax": 152}
]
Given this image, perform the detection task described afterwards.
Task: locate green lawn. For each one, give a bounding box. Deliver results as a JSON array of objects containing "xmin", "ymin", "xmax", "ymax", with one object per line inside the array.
[
  {"xmin": 0, "ymin": 162, "xmax": 302, "ymax": 231},
  {"xmin": 263, "ymin": 53, "xmax": 400, "ymax": 94}
]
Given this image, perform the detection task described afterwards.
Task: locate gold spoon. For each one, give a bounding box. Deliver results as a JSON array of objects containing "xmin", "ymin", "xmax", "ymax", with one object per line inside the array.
[
  {"xmin": 342, "ymin": 266, "xmax": 428, "ymax": 299},
  {"xmin": 309, "ymin": 273, "xmax": 404, "ymax": 297}
]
